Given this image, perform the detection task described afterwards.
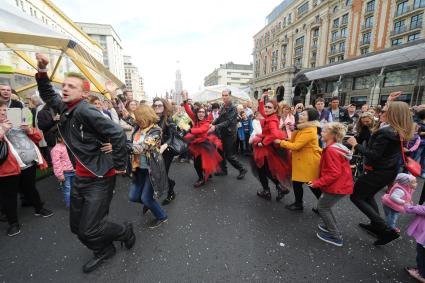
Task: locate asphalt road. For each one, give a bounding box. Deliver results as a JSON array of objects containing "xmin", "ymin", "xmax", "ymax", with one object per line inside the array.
[{"xmin": 0, "ymin": 157, "xmax": 422, "ymax": 283}]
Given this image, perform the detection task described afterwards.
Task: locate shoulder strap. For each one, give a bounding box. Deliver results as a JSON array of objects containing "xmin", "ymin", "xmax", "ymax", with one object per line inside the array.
[{"xmin": 400, "ymin": 139, "xmax": 407, "ymax": 164}]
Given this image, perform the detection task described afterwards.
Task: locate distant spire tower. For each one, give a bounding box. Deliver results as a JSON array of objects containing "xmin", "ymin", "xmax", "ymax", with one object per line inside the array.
[{"xmin": 175, "ymin": 60, "xmax": 183, "ymax": 104}]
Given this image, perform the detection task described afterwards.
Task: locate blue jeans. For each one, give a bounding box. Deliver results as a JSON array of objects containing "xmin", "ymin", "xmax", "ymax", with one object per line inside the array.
[
  {"xmin": 383, "ymin": 205, "xmax": 400, "ymax": 229},
  {"xmin": 128, "ymin": 168, "xmax": 167, "ymax": 220},
  {"xmin": 63, "ymin": 171, "xmax": 75, "ymax": 207}
]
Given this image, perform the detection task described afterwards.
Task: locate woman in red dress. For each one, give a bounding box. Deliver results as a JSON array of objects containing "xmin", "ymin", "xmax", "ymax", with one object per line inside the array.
[
  {"xmin": 182, "ymin": 93, "xmax": 222, "ymax": 188},
  {"xmin": 252, "ymin": 92, "xmax": 291, "ymax": 201}
]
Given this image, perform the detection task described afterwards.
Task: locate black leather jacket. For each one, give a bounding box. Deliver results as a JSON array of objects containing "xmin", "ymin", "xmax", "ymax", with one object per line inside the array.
[
  {"xmin": 212, "ymin": 102, "xmax": 238, "ymax": 137},
  {"xmin": 355, "ymin": 125, "xmax": 401, "ymax": 171},
  {"xmin": 130, "ymin": 125, "xmax": 168, "ymax": 197},
  {"xmin": 158, "ymin": 115, "xmax": 176, "ymax": 145},
  {"xmin": 36, "ymin": 74, "xmax": 127, "ymax": 177}
]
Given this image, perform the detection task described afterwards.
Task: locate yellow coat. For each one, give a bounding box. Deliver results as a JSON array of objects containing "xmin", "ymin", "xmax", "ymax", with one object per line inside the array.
[{"xmin": 279, "ymin": 121, "xmax": 322, "ymax": 182}]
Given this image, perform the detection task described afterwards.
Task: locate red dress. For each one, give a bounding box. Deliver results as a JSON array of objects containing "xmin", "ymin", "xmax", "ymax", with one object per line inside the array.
[
  {"xmin": 183, "ymin": 103, "xmax": 223, "ymax": 180},
  {"xmin": 252, "ymin": 101, "xmax": 291, "ymax": 186}
]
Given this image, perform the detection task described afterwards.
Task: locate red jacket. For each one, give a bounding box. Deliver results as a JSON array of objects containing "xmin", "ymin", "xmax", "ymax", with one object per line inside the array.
[
  {"xmin": 184, "ymin": 103, "xmax": 213, "ymax": 143},
  {"xmin": 254, "ymin": 100, "xmax": 285, "ymax": 146},
  {"xmin": 0, "ymin": 128, "xmax": 48, "ymax": 177},
  {"xmin": 312, "ymin": 142, "xmax": 353, "ymax": 195}
]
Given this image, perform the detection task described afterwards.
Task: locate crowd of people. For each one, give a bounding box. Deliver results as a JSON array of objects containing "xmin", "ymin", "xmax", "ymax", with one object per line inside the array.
[{"xmin": 0, "ymin": 53, "xmax": 425, "ymax": 279}]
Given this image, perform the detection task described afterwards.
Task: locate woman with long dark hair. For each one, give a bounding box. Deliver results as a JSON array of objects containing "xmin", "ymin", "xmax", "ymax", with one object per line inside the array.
[
  {"xmin": 182, "ymin": 93, "xmax": 222, "ymax": 187},
  {"xmin": 152, "ymin": 98, "xmax": 177, "ymax": 205},
  {"xmin": 348, "ymin": 99, "xmax": 414, "ymax": 246},
  {"xmin": 252, "ymin": 93, "xmax": 291, "ymax": 201}
]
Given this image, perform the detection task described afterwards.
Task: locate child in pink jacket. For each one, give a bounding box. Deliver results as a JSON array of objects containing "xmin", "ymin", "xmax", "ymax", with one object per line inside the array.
[
  {"xmin": 381, "ymin": 173, "xmax": 417, "ymax": 232},
  {"xmin": 51, "ymin": 135, "xmax": 74, "ymax": 207}
]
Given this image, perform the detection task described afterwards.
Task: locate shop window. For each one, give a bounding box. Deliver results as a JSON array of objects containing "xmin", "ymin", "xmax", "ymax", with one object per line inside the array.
[{"xmin": 384, "ymin": 69, "xmax": 417, "ymax": 87}]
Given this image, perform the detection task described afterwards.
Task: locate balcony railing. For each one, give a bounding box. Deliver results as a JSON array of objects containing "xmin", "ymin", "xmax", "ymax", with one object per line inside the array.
[
  {"xmin": 391, "ymin": 25, "xmax": 407, "ymax": 35},
  {"xmin": 394, "ymin": 6, "xmax": 411, "ymax": 17},
  {"xmin": 295, "ymin": 50, "xmax": 304, "ymax": 57},
  {"xmin": 360, "ymin": 39, "xmax": 371, "ymax": 45},
  {"xmin": 361, "ymin": 24, "xmax": 373, "ymax": 31},
  {"xmin": 329, "ymin": 48, "xmax": 345, "ymax": 56},
  {"xmin": 410, "ymin": 21, "xmax": 423, "ymax": 30},
  {"xmin": 341, "ymin": 19, "xmax": 349, "ymax": 26},
  {"xmin": 311, "ymin": 44, "xmax": 318, "ymax": 49},
  {"xmin": 332, "ymin": 23, "xmax": 340, "ymax": 29}
]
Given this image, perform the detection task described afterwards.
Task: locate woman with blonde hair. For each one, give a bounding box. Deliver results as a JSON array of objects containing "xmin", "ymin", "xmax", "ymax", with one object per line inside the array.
[
  {"xmin": 348, "ymin": 98, "xmax": 414, "ymax": 246},
  {"xmin": 278, "ymin": 101, "xmax": 295, "ymax": 140},
  {"xmin": 128, "ymin": 104, "xmax": 169, "ymax": 229}
]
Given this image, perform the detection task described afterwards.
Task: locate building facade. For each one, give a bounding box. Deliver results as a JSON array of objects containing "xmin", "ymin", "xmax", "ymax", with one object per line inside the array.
[
  {"xmin": 204, "ymin": 62, "xmax": 253, "ymax": 88},
  {"xmin": 2, "ymin": 0, "xmax": 103, "ymax": 72},
  {"xmin": 124, "ymin": 55, "xmax": 145, "ymax": 101},
  {"xmin": 253, "ymin": 0, "xmax": 425, "ymax": 106},
  {"xmin": 76, "ymin": 22, "xmax": 125, "ymax": 82}
]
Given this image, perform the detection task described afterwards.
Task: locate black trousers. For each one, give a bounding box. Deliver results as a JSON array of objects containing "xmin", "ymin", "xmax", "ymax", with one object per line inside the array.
[
  {"xmin": 194, "ymin": 156, "xmax": 203, "ymax": 180},
  {"xmin": 219, "ymin": 134, "xmax": 244, "ymax": 173},
  {"xmin": 163, "ymin": 148, "xmax": 175, "ymax": 195},
  {"xmin": 417, "ymin": 243, "xmax": 425, "ymax": 278},
  {"xmin": 70, "ymin": 175, "xmax": 124, "ymax": 255},
  {"xmin": 419, "ymin": 181, "xmax": 425, "ymax": 205},
  {"xmin": 0, "ymin": 165, "xmax": 43, "ymax": 225},
  {"xmin": 257, "ymin": 160, "xmax": 279, "ymax": 191},
  {"xmin": 350, "ymin": 169, "xmax": 398, "ymax": 231},
  {"xmin": 292, "ymin": 181, "xmax": 322, "ymax": 205}
]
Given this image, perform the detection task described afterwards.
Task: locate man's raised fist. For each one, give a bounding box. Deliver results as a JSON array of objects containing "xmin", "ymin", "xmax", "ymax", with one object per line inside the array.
[{"xmin": 35, "ymin": 53, "xmax": 49, "ymax": 69}]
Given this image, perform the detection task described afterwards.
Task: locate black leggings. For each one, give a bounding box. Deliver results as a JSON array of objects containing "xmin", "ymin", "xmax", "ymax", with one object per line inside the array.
[
  {"xmin": 163, "ymin": 148, "xmax": 175, "ymax": 194},
  {"xmin": 292, "ymin": 181, "xmax": 322, "ymax": 205},
  {"xmin": 194, "ymin": 156, "xmax": 203, "ymax": 180},
  {"xmin": 257, "ymin": 160, "xmax": 279, "ymax": 191}
]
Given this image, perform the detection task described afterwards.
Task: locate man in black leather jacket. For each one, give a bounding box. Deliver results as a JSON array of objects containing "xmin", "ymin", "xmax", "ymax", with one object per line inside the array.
[
  {"xmin": 209, "ymin": 90, "xmax": 247, "ymax": 179},
  {"xmin": 35, "ymin": 54, "xmax": 135, "ymax": 273}
]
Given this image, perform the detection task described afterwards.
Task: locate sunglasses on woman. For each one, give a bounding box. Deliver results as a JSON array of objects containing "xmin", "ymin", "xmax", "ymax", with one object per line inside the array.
[
  {"xmin": 264, "ymin": 105, "xmax": 274, "ymax": 109},
  {"xmin": 153, "ymin": 104, "xmax": 164, "ymax": 108}
]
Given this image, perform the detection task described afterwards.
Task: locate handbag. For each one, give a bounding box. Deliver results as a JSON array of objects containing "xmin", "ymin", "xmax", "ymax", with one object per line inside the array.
[
  {"xmin": 168, "ymin": 131, "xmax": 188, "ymax": 155},
  {"xmin": 400, "ymin": 140, "xmax": 421, "ymax": 177},
  {"xmin": 0, "ymin": 140, "xmax": 8, "ymax": 165}
]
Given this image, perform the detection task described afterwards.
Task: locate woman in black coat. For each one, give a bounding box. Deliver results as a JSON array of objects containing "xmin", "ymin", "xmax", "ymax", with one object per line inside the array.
[
  {"xmin": 348, "ymin": 100, "xmax": 414, "ymax": 246},
  {"xmin": 152, "ymin": 98, "xmax": 177, "ymax": 205}
]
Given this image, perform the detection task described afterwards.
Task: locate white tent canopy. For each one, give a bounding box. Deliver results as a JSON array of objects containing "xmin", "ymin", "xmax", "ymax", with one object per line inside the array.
[
  {"xmin": 192, "ymin": 85, "xmax": 251, "ymax": 103},
  {"xmin": 0, "ymin": 2, "xmax": 125, "ymax": 96}
]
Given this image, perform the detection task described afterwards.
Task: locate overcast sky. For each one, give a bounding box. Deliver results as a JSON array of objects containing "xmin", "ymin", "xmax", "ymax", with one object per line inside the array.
[{"xmin": 54, "ymin": 0, "xmax": 280, "ymax": 97}]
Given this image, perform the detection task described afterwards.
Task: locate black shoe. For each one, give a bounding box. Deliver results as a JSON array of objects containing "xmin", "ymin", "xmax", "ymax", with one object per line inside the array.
[
  {"xmin": 276, "ymin": 186, "xmax": 290, "ymax": 202},
  {"xmin": 117, "ymin": 222, "xmax": 136, "ymax": 249},
  {"xmin": 162, "ymin": 192, "xmax": 176, "ymax": 205},
  {"xmin": 193, "ymin": 179, "xmax": 205, "ymax": 188},
  {"xmin": 214, "ymin": 172, "xmax": 228, "ymax": 176},
  {"xmin": 0, "ymin": 213, "xmax": 7, "ymax": 222},
  {"xmin": 257, "ymin": 190, "xmax": 272, "ymax": 201},
  {"xmin": 142, "ymin": 206, "xmax": 150, "ymax": 215},
  {"xmin": 7, "ymin": 223, "xmax": 21, "ymax": 237},
  {"xmin": 34, "ymin": 208, "xmax": 53, "ymax": 218},
  {"xmin": 374, "ymin": 228, "xmax": 400, "ymax": 246},
  {"xmin": 285, "ymin": 202, "xmax": 304, "ymax": 211},
  {"xmin": 358, "ymin": 223, "xmax": 380, "ymax": 238},
  {"xmin": 237, "ymin": 168, "xmax": 247, "ymax": 180},
  {"xmin": 82, "ymin": 245, "xmax": 116, "ymax": 273},
  {"xmin": 148, "ymin": 218, "xmax": 168, "ymax": 229}
]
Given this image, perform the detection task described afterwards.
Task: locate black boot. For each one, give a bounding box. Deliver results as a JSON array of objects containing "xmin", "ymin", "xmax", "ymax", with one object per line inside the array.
[
  {"xmin": 237, "ymin": 168, "xmax": 247, "ymax": 180},
  {"xmin": 257, "ymin": 190, "xmax": 272, "ymax": 200},
  {"xmin": 82, "ymin": 245, "xmax": 116, "ymax": 273},
  {"xmin": 374, "ymin": 228, "xmax": 400, "ymax": 246},
  {"xmin": 285, "ymin": 202, "xmax": 304, "ymax": 211},
  {"xmin": 276, "ymin": 185, "xmax": 290, "ymax": 202},
  {"xmin": 162, "ymin": 191, "xmax": 176, "ymax": 205},
  {"xmin": 358, "ymin": 223, "xmax": 380, "ymax": 238},
  {"xmin": 116, "ymin": 222, "xmax": 136, "ymax": 249}
]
